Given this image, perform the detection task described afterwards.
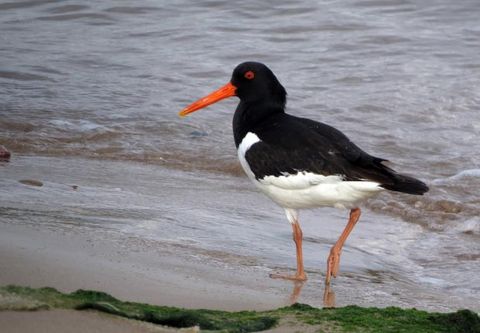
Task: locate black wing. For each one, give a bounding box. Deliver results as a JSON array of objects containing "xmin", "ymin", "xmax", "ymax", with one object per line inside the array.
[{"xmin": 245, "ymin": 113, "xmax": 428, "ymax": 195}]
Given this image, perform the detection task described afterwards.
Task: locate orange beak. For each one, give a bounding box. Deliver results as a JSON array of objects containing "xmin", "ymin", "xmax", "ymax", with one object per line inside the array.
[{"xmin": 179, "ymin": 82, "xmax": 237, "ymax": 117}]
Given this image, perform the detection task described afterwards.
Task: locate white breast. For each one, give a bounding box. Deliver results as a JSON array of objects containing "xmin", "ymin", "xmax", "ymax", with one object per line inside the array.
[{"xmin": 237, "ymin": 132, "xmax": 261, "ymax": 181}]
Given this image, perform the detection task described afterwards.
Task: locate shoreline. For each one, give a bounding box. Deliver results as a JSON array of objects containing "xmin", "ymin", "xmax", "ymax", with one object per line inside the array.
[
  {"xmin": 1, "ymin": 155, "xmax": 479, "ymax": 331},
  {"xmin": 0, "ymin": 309, "xmax": 192, "ymax": 333},
  {"xmin": 0, "ymin": 221, "xmax": 288, "ymax": 312},
  {"xmin": 1, "ymin": 155, "xmax": 479, "ymax": 313},
  {"xmin": 1, "ymin": 285, "xmax": 478, "ymax": 333}
]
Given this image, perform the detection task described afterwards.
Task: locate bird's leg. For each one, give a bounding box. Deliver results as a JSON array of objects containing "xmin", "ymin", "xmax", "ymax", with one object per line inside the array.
[
  {"xmin": 325, "ymin": 207, "xmax": 361, "ymax": 285},
  {"xmin": 270, "ymin": 219, "xmax": 307, "ymax": 281}
]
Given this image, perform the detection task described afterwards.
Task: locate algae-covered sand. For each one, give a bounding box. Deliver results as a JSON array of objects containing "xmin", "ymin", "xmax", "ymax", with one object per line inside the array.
[{"xmin": 1, "ymin": 285, "xmax": 479, "ymax": 333}]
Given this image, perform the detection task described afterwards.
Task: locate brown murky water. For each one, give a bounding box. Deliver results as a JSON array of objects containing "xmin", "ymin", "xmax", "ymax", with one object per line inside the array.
[{"xmin": 1, "ymin": 0, "xmax": 479, "ymax": 311}]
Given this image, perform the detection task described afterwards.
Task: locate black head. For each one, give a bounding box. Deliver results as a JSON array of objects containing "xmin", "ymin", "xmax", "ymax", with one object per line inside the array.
[
  {"xmin": 231, "ymin": 62, "xmax": 287, "ymax": 108},
  {"xmin": 179, "ymin": 62, "xmax": 287, "ymax": 117},
  {"xmin": 179, "ymin": 62, "xmax": 288, "ymax": 147}
]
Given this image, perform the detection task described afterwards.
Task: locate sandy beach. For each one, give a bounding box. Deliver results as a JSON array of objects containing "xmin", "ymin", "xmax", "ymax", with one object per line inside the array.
[
  {"xmin": 0, "ymin": 220, "xmax": 288, "ymax": 312},
  {"xmin": 0, "ymin": 208, "xmax": 336, "ymax": 332},
  {"xmin": 0, "ymin": 310, "xmax": 194, "ymax": 333},
  {"xmin": 0, "ymin": 211, "xmax": 289, "ymax": 332}
]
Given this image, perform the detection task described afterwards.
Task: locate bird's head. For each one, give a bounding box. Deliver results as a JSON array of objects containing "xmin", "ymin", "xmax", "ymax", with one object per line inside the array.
[{"xmin": 179, "ymin": 62, "xmax": 286, "ymax": 117}]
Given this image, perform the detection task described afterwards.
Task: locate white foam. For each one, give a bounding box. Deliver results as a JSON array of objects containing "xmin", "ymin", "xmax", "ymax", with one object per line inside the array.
[
  {"xmin": 49, "ymin": 119, "xmax": 105, "ymax": 131},
  {"xmin": 432, "ymin": 169, "xmax": 480, "ymax": 185},
  {"xmin": 450, "ymin": 217, "xmax": 480, "ymax": 235}
]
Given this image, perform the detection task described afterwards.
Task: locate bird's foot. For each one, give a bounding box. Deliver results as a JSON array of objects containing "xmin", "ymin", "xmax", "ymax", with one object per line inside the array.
[
  {"xmin": 325, "ymin": 246, "xmax": 341, "ymax": 285},
  {"xmin": 269, "ymin": 272, "xmax": 307, "ymax": 282}
]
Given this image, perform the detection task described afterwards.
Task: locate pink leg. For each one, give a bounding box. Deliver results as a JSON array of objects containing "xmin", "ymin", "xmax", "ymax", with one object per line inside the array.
[
  {"xmin": 325, "ymin": 208, "xmax": 361, "ymax": 285},
  {"xmin": 270, "ymin": 221, "xmax": 307, "ymax": 281}
]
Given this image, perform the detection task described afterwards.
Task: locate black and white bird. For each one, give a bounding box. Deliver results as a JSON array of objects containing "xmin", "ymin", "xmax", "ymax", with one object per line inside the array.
[{"xmin": 180, "ymin": 62, "xmax": 428, "ymax": 285}]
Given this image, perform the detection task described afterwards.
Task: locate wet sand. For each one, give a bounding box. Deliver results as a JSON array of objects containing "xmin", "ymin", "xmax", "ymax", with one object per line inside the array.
[
  {"xmin": 0, "ymin": 310, "xmax": 194, "ymax": 333},
  {"xmin": 0, "ymin": 310, "xmax": 312, "ymax": 333},
  {"xmin": 0, "ymin": 222, "xmax": 287, "ymax": 312},
  {"xmin": 0, "ymin": 220, "xmax": 287, "ymax": 332},
  {"xmin": 0, "ymin": 215, "xmax": 297, "ymax": 332}
]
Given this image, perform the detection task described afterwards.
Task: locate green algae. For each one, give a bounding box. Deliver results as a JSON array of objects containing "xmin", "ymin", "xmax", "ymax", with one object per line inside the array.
[
  {"xmin": 1, "ymin": 285, "xmax": 479, "ymax": 333},
  {"xmin": 278, "ymin": 303, "xmax": 480, "ymax": 333},
  {"xmin": 0, "ymin": 286, "xmax": 276, "ymax": 333}
]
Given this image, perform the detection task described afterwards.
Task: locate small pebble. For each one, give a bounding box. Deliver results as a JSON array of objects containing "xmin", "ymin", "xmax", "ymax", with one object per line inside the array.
[
  {"xmin": 19, "ymin": 179, "xmax": 43, "ymax": 187},
  {"xmin": 0, "ymin": 145, "xmax": 11, "ymax": 161},
  {"xmin": 189, "ymin": 130, "xmax": 208, "ymax": 138}
]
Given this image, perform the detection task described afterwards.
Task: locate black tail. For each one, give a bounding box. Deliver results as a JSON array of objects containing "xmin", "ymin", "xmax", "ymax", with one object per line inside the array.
[
  {"xmin": 382, "ymin": 173, "xmax": 429, "ymax": 195},
  {"xmin": 347, "ymin": 154, "xmax": 429, "ymax": 195},
  {"xmin": 364, "ymin": 157, "xmax": 429, "ymax": 195}
]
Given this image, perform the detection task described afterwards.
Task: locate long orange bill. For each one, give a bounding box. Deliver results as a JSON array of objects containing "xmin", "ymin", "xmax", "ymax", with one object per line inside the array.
[{"xmin": 179, "ymin": 82, "xmax": 237, "ymax": 117}]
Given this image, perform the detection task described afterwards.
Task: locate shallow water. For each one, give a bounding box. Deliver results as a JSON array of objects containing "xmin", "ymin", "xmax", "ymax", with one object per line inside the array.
[
  {"xmin": 1, "ymin": 0, "xmax": 479, "ymax": 311},
  {"xmin": 1, "ymin": 156, "xmax": 479, "ymax": 311}
]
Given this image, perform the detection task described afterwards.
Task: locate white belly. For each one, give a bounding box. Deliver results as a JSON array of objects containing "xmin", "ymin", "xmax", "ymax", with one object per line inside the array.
[
  {"xmin": 255, "ymin": 175, "xmax": 382, "ymax": 209},
  {"xmin": 237, "ymin": 132, "xmax": 383, "ymax": 210}
]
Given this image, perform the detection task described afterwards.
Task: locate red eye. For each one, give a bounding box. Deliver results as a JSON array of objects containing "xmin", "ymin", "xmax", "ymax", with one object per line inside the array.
[{"xmin": 244, "ymin": 71, "xmax": 255, "ymax": 80}]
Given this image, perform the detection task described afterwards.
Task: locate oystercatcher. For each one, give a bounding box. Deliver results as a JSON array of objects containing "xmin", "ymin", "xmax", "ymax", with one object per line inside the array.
[{"xmin": 179, "ymin": 62, "xmax": 428, "ymax": 285}]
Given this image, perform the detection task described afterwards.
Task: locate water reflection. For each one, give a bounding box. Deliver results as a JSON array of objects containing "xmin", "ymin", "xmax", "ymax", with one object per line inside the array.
[
  {"xmin": 323, "ymin": 285, "xmax": 336, "ymax": 308},
  {"xmin": 286, "ymin": 281, "xmax": 336, "ymax": 308},
  {"xmin": 289, "ymin": 281, "xmax": 305, "ymax": 304}
]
